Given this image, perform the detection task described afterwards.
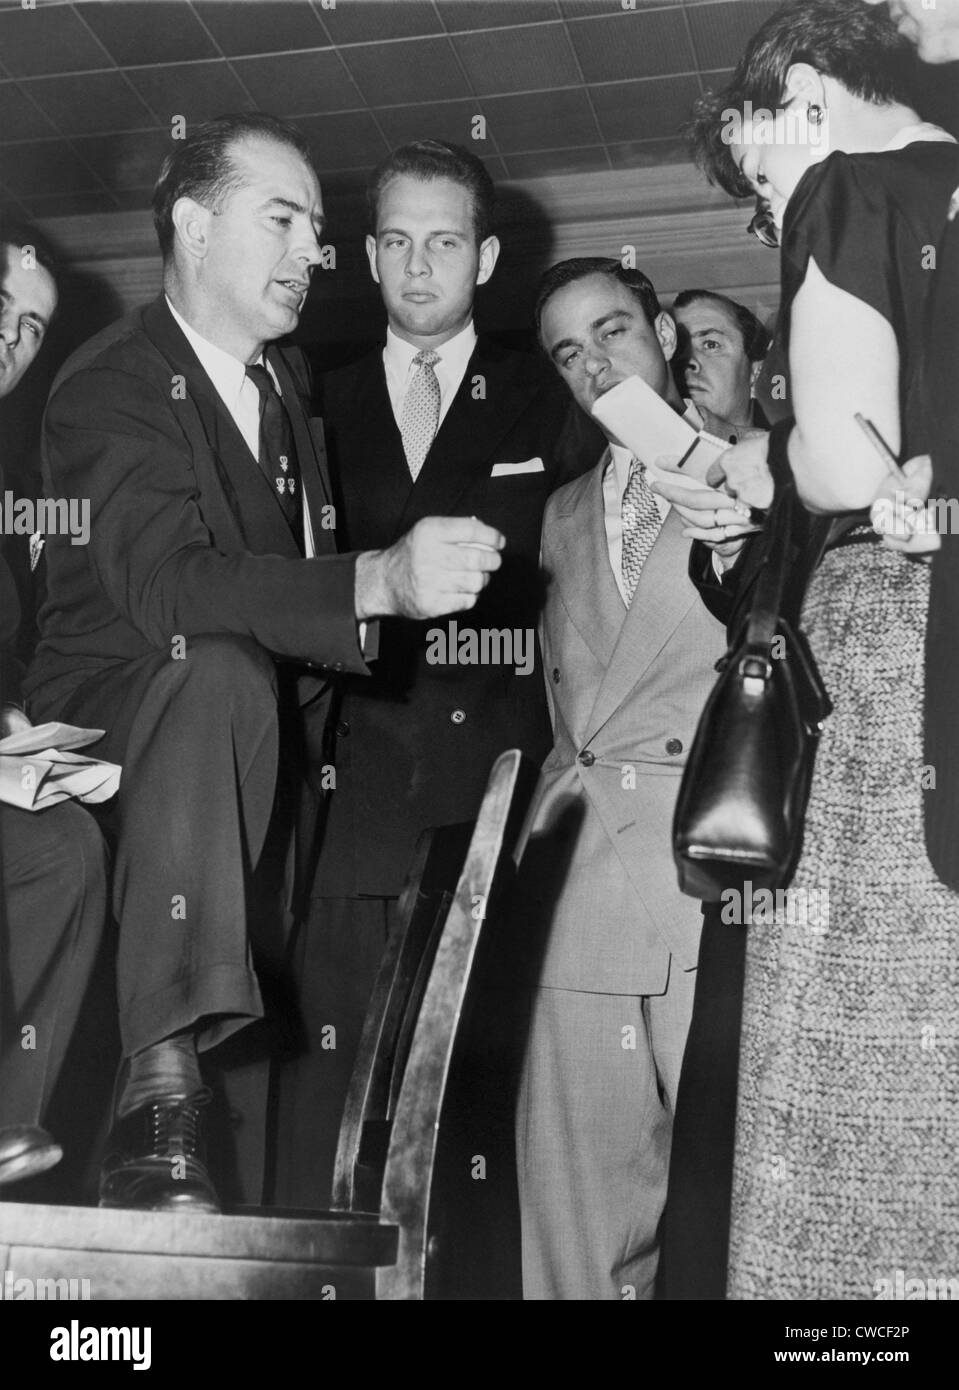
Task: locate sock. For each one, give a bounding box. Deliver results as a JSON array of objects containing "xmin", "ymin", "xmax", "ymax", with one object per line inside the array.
[{"xmin": 116, "ymin": 1032, "xmax": 203, "ymax": 1120}]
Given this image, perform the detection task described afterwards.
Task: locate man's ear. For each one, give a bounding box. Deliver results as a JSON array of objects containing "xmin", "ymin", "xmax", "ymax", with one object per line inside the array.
[
  {"xmin": 364, "ymin": 234, "xmax": 381, "ymax": 285},
  {"xmin": 476, "ymin": 234, "xmax": 500, "ymax": 286},
  {"xmin": 656, "ymin": 310, "xmax": 678, "ymax": 363},
  {"xmin": 171, "ymin": 197, "xmax": 212, "ymax": 261},
  {"xmin": 781, "ymin": 62, "xmax": 827, "ymax": 114},
  {"xmin": 749, "ymin": 358, "xmax": 764, "ymax": 394}
]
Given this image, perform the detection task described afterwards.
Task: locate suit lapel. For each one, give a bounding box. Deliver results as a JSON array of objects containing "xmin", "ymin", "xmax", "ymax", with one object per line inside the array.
[
  {"xmin": 140, "ymin": 298, "xmax": 301, "ymax": 558},
  {"xmin": 585, "ymin": 505, "xmax": 699, "ymax": 741},
  {"xmin": 549, "ymin": 454, "xmax": 624, "ymax": 671},
  {"xmin": 337, "ymin": 351, "xmax": 414, "ymax": 544},
  {"xmin": 392, "ymin": 339, "xmax": 543, "ymax": 537}
]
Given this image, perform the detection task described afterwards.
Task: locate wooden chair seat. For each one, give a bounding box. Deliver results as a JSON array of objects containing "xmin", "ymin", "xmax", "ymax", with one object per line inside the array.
[{"xmin": 0, "ymin": 750, "xmax": 538, "ymax": 1300}]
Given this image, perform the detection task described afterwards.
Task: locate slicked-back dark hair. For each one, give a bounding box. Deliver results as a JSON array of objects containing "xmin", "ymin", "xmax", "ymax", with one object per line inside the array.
[
  {"xmin": 367, "ymin": 139, "xmax": 496, "ymax": 243},
  {"xmin": 152, "ymin": 112, "xmax": 316, "ymax": 260},
  {"xmin": 687, "ymin": 0, "xmax": 919, "ymax": 199},
  {"xmin": 673, "ymin": 288, "xmax": 771, "ymax": 362},
  {"xmin": 535, "ymin": 257, "xmax": 662, "ymax": 342},
  {"xmin": 0, "ymin": 216, "xmax": 59, "ymax": 286}
]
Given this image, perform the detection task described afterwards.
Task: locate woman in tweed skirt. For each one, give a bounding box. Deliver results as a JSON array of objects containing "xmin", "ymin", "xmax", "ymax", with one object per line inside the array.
[{"xmin": 670, "ymin": 0, "xmax": 959, "ymax": 1299}]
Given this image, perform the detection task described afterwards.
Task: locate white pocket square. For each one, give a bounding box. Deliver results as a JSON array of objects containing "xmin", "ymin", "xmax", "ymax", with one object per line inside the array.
[{"xmin": 491, "ymin": 458, "xmax": 544, "ymax": 477}]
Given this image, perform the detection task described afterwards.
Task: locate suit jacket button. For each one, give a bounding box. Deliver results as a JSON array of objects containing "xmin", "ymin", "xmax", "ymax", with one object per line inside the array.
[
  {"xmin": 451, "ymin": 709, "xmax": 467, "ymax": 725},
  {"xmin": 552, "ymin": 668, "xmax": 561, "ymax": 683},
  {"xmin": 666, "ymin": 738, "xmax": 683, "ymax": 756},
  {"xmin": 333, "ymin": 662, "xmax": 343, "ymax": 672},
  {"xmin": 335, "ymin": 720, "xmax": 350, "ymax": 737},
  {"xmin": 578, "ymin": 750, "xmax": 595, "ymax": 767}
]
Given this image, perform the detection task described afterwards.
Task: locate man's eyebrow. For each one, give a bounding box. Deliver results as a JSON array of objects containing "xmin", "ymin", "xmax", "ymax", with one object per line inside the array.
[
  {"xmin": 549, "ymin": 309, "xmax": 633, "ymax": 363},
  {"xmin": 691, "ymin": 324, "xmax": 731, "ymax": 339},
  {"xmin": 376, "ymin": 226, "xmax": 469, "ymax": 238},
  {"xmin": 259, "ymin": 196, "xmax": 324, "ymax": 226}
]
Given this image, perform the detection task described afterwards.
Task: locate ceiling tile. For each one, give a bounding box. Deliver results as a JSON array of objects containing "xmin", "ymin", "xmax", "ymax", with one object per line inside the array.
[
  {"xmin": 0, "ymin": 5, "xmax": 112, "ymax": 77},
  {"xmin": 590, "ymin": 74, "xmax": 700, "ymax": 144},
  {"xmin": 233, "ymin": 50, "xmax": 361, "ymax": 115},
  {"xmin": 22, "ymin": 71, "xmax": 157, "ymax": 136},
  {"xmin": 342, "ymin": 37, "xmax": 470, "ymax": 106},
  {"xmin": 191, "ymin": 2, "xmax": 330, "ymax": 56},
  {"xmin": 125, "ymin": 61, "xmax": 256, "ymax": 126},
  {"xmin": 436, "ymin": 2, "xmax": 560, "ymax": 31},
  {"xmin": 606, "ymin": 135, "xmax": 689, "ymax": 168},
  {"xmin": 686, "ymin": 1, "xmax": 782, "ymax": 71},
  {"xmin": 20, "ymin": 188, "xmax": 121, "ymax": 217},
  {"xmin": 112, "ymin": 186, "xmax": 156, "ymax": 211},
  {"xmin": 0, "ymin": 139, "xmax": 105, "ymax": 197},
  {"xmin": 70, "ymin": 129, "xmax": 173, "ymax": 190},
  {"xmin": 482, "ymin": 89, "xmax": 600, "ymax": 153},
  {"xmin": 322, "ymin": 1, "xmax": 442, "ymax": 44},
  {"xmin": 296, "ymin": 111, "xmax": 389, "ymax": 172},
  {"xmin": 503, "ymin": 145, "xmax": 608, "ymax": 178},
  {"xmin": 569, "ymin": 9, "xmax": 694, "ymax": 82},
  {"xmin": 0, "ymin": 81, "xmax": 59, "ymax": 143},
  {"xmin": 453, "ymin": 22, "xmax": 579, "ymax": 96},
  {"xmin": 374, "ymin": 100, "xmax": 489, "ymax": 153},
  {"xmin": 81, "ymin": 2, "xmax": 218, "ymax": 66}
]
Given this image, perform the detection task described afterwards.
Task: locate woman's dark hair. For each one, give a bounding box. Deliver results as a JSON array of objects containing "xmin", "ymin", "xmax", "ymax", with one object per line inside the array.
[
  {"xmin": 152, "ymin": 112, "xmax": 315, "ymax": 260},
  {"xmin": 535, "ymin": 258, "xmax": 661, "ymax": 342},
  {"xmin": 367, "ymin": 139, "xmax": 496, "ymax": 244},
  {"xmin": 687, "ymin": 0, "xmax": 919, "ymax": 198}
]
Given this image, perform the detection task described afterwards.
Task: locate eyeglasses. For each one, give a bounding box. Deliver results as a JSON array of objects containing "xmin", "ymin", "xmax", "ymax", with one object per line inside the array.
[{"xmin": 748, "ymin": 202, "xmax": 779, "ymax": 249}]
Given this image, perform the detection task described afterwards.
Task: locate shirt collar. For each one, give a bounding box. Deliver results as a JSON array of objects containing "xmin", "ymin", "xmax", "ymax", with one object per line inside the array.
[
  {"xmin": 384, "ymin": 319, "xmax": 477, "ymax": 377},
  {"xmin": 880, "ymin": 121, "xmax": 957, "ymax": 151},
  {"xmin": 165, "ymin": 294, "xmax": 263, "ymax": 407}
]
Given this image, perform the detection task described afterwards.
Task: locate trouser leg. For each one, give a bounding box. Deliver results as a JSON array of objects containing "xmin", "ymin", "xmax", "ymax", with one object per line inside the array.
[
  {"xmin": 0, "ymin": 801, "xmax": 109, "ymax": 1128},
  {"xmin": 37, "ymin": 635, "xmax": 282, "ymax": 1058}
]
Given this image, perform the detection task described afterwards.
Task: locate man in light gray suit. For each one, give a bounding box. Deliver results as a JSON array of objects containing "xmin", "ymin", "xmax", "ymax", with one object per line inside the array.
[{"xmin": 514, "ymin": 258, "xmax": 748, "ymax": 1300}]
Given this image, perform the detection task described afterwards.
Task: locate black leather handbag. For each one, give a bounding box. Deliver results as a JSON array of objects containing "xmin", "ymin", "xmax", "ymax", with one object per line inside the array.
[{"xmin": 673, "ymin": 479, "xmax": 833, "ymax": 901}]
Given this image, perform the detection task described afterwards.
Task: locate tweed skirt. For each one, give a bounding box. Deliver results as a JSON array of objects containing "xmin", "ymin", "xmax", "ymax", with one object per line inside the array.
[{"xmin": 728, "ymin": 540, "xmax": 959, "ymax": 1300}]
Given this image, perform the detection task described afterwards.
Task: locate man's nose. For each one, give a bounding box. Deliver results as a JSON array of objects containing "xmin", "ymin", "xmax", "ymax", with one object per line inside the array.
[
  {"xmin": 0, "ymin": 310, "xmax": 18, "ymax": 346},
  {"xmin": 685, "ymin": 354, "xmax": 701, "ymax": 376},
  {"xmin": 296, "ymin": 226, "xmax": 323, "ymax": 269},
  {"xmin": 584, "ymin": 351, "xmax": 609, "ymax": 377},
  {"xmin": 404, "ymin": 244, "xmax": 431, "ymax": 277}
]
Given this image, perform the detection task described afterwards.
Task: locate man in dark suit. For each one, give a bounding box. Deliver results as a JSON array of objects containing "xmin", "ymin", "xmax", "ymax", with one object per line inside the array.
[
  {"xmin": 23, "ymin": 115, "xmax": 505, "ymax": 1214},
  {"xmin": 276, "ymin": 140, "xmax": 594, "ymax": 1207},
  {"xmin": 0, "ymin": 227, "xmax": 109, "ymax": 1188}
]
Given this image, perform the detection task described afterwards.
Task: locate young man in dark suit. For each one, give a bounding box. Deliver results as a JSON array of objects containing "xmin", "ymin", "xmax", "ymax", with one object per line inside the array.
[
  {"xmin": 277, "ymin": 141, "xmax": 595, "ymax": 1208},
  {"xmin": 23, "ymin": 115, "xmax": 505, "ymax": 1215}
]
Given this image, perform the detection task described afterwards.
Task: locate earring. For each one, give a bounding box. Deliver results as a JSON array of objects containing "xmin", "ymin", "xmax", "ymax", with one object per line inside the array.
[{"xmin": 808, "ymin": 104, "xmax": 824, "ymax": 126}]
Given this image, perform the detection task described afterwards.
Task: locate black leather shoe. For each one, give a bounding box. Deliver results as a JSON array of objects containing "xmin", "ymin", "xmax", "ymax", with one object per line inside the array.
[
  {"xmin": 99, "ymin": 1090, "xmax": 221, "ymax": 1214},
  {"xmin": 0, "ymin": 1125, "xmax": 63, "ymax": 1186}
]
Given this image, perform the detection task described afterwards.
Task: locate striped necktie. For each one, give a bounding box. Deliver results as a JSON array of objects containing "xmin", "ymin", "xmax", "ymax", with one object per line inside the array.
[{"xmin": 621, "ymin": 457, "xmax": 663, "ymax": 605}]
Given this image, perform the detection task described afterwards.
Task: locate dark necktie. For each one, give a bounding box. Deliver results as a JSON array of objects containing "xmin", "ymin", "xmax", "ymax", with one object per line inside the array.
[{"xmin": 245, "ymin": 362, "xmax": 302, "ymax": 535}]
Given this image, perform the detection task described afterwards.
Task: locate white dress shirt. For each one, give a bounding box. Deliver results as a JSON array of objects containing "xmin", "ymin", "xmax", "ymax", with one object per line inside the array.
[
  {"xmin": 165, "ymin": 296, "xmax": 317, "ymax": 557},
  {"xmin": 382, "ymin": 320, "xmax": 477, "ymax": 434}
]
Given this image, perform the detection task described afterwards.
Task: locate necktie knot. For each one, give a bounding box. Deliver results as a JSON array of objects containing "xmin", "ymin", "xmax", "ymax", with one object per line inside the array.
[
  {"xmin": 413, "ymin": 348, "xmax": 440, "ymax": 370},
  {"xmin": 245, "ymin": 362, "xmax": 275, "ymax": 399}
]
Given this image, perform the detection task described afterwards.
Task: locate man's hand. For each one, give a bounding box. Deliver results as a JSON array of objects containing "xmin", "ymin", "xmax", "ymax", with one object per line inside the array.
[
  {"xmin": 1, "ymin": 705, "xmax": 32, "ymax": 737},
  {"xmin": 355, "ymin": 516, "xmax": 505, "ymax": 621},
  {"xmin": 870, "ymin": 454, "xmax": 941, "ymax": 556},
  {"xmin": 649, "ymin": 472, "xmax": 759, "ymax": 565},
  {"xmin": 707, "ymin": 433, "xmax": 775, "ymax": 511}
]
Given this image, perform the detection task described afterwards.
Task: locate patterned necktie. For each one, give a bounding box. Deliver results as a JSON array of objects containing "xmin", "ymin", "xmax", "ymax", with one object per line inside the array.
[
  {"xmin": 245, "ymin": 362, "xmax": 302, "ymax": 536},
  {"xmin": 400, "ymin": 348, "xmax": 441, "ymax": 481},
  {"xmin": 621, "ymin": 456, "xmax": 663, "ymax": 605}
]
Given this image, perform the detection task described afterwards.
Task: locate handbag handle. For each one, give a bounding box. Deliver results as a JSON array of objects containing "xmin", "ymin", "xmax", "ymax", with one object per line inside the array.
[{"xmin": 738, "ymin": 426, "xmax": 798, "ymax": 689}]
